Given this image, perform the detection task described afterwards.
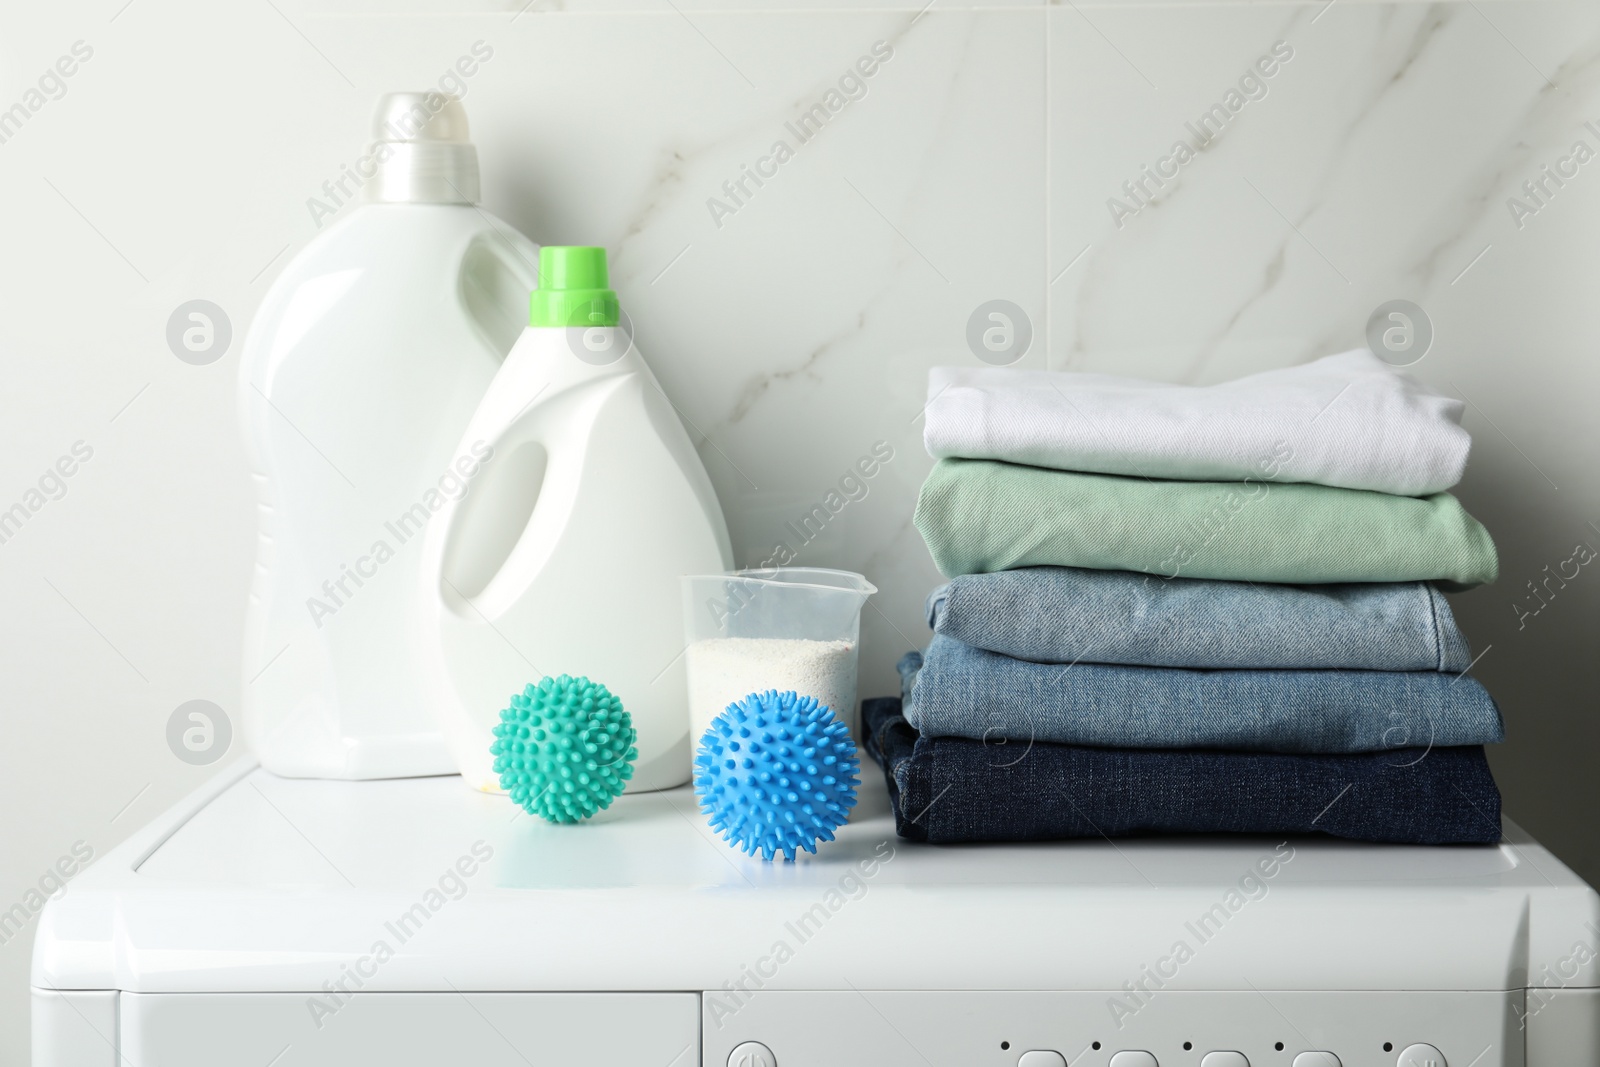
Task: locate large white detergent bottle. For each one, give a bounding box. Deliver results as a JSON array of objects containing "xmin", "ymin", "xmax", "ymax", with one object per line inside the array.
[
  {"xmin": 418, "ymin": 246, "xmax": 733, "ymax": 793},
  {"xmin": 238, "ymin": 92, "xmax": 540, "ymax": 779}
]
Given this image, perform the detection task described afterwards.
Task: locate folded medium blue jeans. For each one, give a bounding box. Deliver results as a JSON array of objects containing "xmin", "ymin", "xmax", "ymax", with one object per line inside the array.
[
  {"xmin": 863, "ymin": 696, "xmax": 1503, "ymax": 846},
  {"xmin": 927, "ymin": 566, "xmax": 1472, "ymax": 671},
  {"xmin": 900, "ymin": 640, "xmax": 1504, "ymax": 753}
]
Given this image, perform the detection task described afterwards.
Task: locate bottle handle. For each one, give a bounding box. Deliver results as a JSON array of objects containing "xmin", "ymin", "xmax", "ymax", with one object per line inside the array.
[
  {"xmin": 429, "ymin": 376, "xmax": 629, "ymax": 623},
  {"xmin": 458, "ymin": 230, "xmax": 540, "ymax": 361}
]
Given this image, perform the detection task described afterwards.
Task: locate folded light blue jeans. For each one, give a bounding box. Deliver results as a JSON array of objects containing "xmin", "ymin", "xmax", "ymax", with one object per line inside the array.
[
  {"xmin": 901, "ymin": 641, "xmax": 1504, "ymax": 753},
  {"xmin": 928, "ymin": 566, "xmax": 1472, "ymax": 671}
]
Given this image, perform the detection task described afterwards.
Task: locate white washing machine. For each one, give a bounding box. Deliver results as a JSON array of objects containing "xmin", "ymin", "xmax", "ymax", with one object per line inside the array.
[{"xmin": 32, "ymin": 758, "xmax": 1600, "ymax": 1066}]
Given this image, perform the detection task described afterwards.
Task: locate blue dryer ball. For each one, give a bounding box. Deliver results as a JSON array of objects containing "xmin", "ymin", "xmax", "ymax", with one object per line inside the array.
[
  {"xmin": 694, "ymin": 690, "xmax": 860, "ymax": 862},
  {"xmin": 490, "ymin": 675, "xmax": 637, "ymax": 824}
]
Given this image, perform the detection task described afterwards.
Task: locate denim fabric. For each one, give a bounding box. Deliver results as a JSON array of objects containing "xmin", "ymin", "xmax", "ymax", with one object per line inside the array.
[
  {"xmin": 928, "ymin": 567, "xmax": 1472, "ymax": 672},
  {"xmin": 914, "ymin": 458, "xmax": 1499, "ymax": 588},
  {"xmin": 863, "ymin": 696, "xmax": 1503, "ymax": 846},
  {"xmin": 900, "ymin": 643, "xmax": 1504, "ymax": 753}
]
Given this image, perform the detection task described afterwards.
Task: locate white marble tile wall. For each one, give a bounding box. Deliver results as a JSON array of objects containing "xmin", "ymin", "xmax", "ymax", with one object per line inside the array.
[{"xmin": 3, "ymin": 1, "xmax": 1599, "ymax": 1054}]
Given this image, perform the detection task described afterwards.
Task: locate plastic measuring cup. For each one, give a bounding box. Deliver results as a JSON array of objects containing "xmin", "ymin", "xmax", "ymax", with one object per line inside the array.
[{"xmin": 681, "ymin": 568, "xmax": 877, "ymax": 747}]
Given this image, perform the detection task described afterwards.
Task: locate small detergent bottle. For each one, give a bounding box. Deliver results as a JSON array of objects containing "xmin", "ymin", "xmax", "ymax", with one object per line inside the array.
[
  {"xmin": 418, "ymin": 246, "xmax": 733, "ymax": 792},
  {"xmin": 237, "ymin": 92, "xmax": 540, "ymax": 778}
]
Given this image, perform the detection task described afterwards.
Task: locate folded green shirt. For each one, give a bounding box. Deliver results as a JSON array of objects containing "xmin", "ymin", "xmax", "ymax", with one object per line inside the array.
[{"xmin": 915, "ymin": 458, "xmax": 1498, "ymax": 587}]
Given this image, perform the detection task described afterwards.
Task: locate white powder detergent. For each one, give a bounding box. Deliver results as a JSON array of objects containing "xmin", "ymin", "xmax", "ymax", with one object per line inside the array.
[{"xmin": 685, "ymin": 637, "xmax": 860, "ymax": 750}]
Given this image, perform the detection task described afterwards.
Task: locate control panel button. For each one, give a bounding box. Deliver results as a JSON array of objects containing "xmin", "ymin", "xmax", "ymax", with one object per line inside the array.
[
  {"xmin": 1110, "ymin": 1053, "xmax": 1159, "ymax": 1067},
  {"xmin": 728, "ymin": 1041, "xmax": 776, "ymax": 1067},
  {"xmin": 1018, "ymin": 1052, "xmax": 1067, "ymax": 1067},
  {"xmin": 1292, "ymin": 1054, "xmax": 1341, "ymax": 1067},
  {"xmin": 1201, "ymin": 1053, "xmax": 1250, "ymax": 1067},
  {"xmin": 1397, "ymin": 1044, "xmax": 1446, "ymax": 1067}
]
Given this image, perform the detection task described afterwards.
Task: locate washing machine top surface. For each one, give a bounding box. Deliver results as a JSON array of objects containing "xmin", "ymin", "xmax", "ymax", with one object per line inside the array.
[{"xmin": 33, "ymin": 759, "xmax": 1600, "ymax": 996}]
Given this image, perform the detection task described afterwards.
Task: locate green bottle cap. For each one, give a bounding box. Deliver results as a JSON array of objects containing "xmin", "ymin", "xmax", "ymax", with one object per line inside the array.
[{"xmin": 528, "ymin": 246, "xmax": 620, "ymax": 328}]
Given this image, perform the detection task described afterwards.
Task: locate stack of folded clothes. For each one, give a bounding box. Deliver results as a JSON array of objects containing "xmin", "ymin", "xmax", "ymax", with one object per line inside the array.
[{"xmin": 867, "ymin": 349, "xmax": 1506, "ymax": 846}]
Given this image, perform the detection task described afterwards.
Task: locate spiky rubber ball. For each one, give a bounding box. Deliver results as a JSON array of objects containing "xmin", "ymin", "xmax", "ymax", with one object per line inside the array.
[
  {"xmin": 695, "ymin": 689, "xmax": 859, "ymax": 862},
  {"xmin": 490, "ymin": 675, "xmax": 637, "ymax": 823}
]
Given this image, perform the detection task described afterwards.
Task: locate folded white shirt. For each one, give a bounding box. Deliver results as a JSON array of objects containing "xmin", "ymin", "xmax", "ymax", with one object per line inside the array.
[{"xmin": 923, "ymin": 349, "xmax": 1470, "ymax": 496}]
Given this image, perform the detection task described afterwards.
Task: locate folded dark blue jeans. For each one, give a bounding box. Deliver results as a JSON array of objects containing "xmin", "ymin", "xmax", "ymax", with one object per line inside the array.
[
  {"xmin": 928, "ymin": 566, "xmax": 1472, "ymax": 671},
  {"xmin": 902, "ymin": 641, "xmax": 1504, "ymax": 754},
  {"xmin": 863, "ymin": 697, "xmax": 1502, "ymax": 845}
]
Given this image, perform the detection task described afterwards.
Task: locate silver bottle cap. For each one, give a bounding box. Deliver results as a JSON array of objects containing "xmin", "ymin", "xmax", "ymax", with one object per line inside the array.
[{"xmin": 364, "ymin": 92, "xmax": 481, "ymax": 205}]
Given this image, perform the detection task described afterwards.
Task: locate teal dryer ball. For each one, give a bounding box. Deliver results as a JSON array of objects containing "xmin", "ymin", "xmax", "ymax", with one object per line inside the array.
[{"xmin": 491, "ymin": 675, "xmax": 637, "ymax": 823}]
